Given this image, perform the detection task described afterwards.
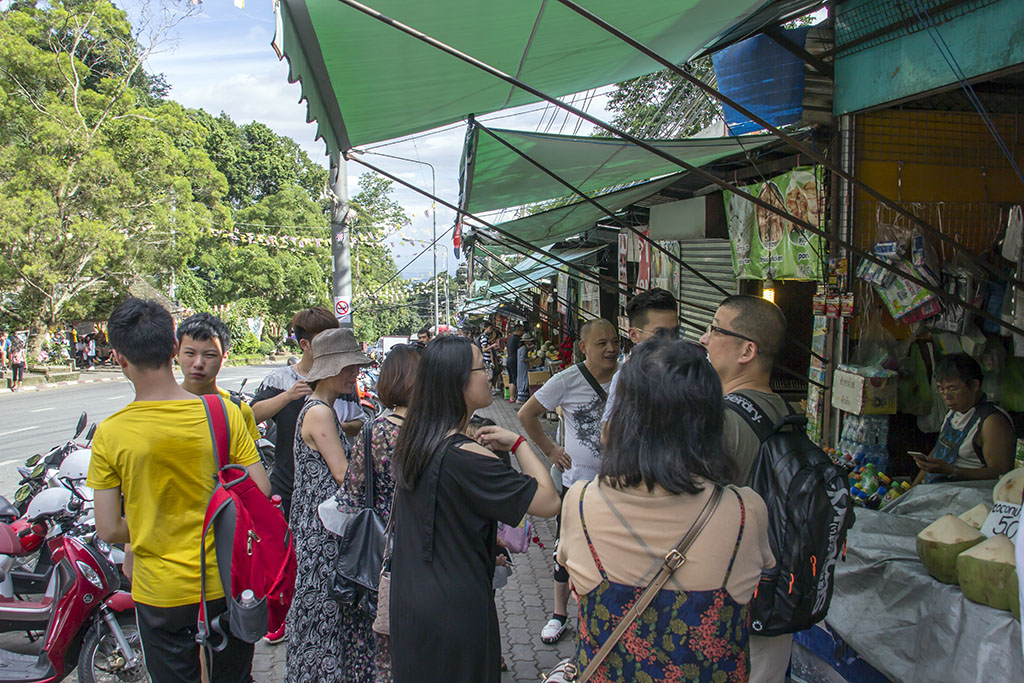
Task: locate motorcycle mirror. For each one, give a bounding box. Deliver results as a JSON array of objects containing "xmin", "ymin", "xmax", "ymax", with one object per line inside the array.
[
  {"xmin": 74, "ymin": 412, "xmax": 88, "ymax": 439},
  {"xmin": 239, "ymin": 378, "xmax": 248, "ymax": 391},
  {"xmin": 25, "ymin": 454, "xmax": 41, "ymax": 467},
  {"xmin": 85, "ymin": 424, "xmax": 97, "ymax": 442}
]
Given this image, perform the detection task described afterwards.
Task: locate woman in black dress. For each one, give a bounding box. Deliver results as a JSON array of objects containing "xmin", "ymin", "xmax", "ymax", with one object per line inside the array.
[{"xmin": 390, "ymin": 335, "xmax": 561, "ymax": 682}]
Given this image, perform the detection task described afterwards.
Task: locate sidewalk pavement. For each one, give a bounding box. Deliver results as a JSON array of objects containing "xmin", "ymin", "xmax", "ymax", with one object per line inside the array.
[{"xmin": 251, "ymin": 395, "xmax": 574, "ymax": 681}]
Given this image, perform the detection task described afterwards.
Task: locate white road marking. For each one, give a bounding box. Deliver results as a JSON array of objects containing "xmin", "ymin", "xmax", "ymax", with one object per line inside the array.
[
  {"xmin": 0, "ymin": 459, "xmax": 20, "ymax": 467},
  {"xmin": 30, "ymin": 407, "xmax": 56, "ymax": 413},
  {"xmin": 0, "ymin": 426, "xmax": 39, "ymax": 437}
]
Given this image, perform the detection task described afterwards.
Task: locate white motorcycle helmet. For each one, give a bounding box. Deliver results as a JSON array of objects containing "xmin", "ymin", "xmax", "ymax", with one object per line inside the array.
[
  {"xmin": 26, "ymin": 487, "xmax": 73, "ymax": 520},
  {"xmin": 58, "ymin": 448, "xmax": 92, "ymax": 481}
]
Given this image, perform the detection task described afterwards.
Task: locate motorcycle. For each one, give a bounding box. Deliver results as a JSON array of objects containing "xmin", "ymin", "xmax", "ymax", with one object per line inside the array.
[
  {"xmin": 356, "ymin": 368, "xmax": 384, "ymax": 421},
  {"xmin": 13, "ymin": 414, "xmax": 94, "ymax": 516},
  {"xmin": 230, "ymin": 379, "xmax": 276, "ymax": 475},
  {"xmin": 0, "ymin": 480, "xmax": 146, "ymax": 682}
]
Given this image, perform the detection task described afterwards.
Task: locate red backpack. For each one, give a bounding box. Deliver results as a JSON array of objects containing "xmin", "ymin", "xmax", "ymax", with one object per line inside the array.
[{"xmin": 197, "ymin": 394, "xmax": 296, "ymax": 648}]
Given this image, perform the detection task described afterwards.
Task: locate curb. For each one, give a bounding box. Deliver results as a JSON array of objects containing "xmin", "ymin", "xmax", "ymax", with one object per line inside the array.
[{"xmin": 1, "ymin": 375, "xmax": 123, "ymax": 395}]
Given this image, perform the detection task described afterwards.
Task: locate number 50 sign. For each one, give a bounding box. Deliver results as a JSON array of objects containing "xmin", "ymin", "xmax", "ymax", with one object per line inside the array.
[{"xmin": 981, "ymin": 502, "xmax": 1021, "ymax": 542}]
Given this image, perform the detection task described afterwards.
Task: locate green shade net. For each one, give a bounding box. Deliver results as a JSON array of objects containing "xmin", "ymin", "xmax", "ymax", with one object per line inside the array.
[
  {"xmin": 482, "ymin": 246, "xmax": 605, "ymax": 294},
  {"xmin": 275, "ymin": 0, "xmax": 767, "ymax": 151},
  {"xmin": 461, "ymin": 126, "xmax": 773, "ymax": 214},
  {"xmin": 478, "ymin": 174, "xmax": 683, "ymax": 246}
]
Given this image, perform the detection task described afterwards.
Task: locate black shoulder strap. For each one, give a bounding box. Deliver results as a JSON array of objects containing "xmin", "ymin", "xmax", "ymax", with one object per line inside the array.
[
  {"xmin": 362, "ymin": 418, "xmax": 375, "ymax": 509},
  {"xmin": 723, "ymin": 392, "xmax": 775, "ymax": 444},
  {"xmin": 229, "ymin": 393, "xmax": 243, "ymax": 409},
  {"xmin": 576, "ymin": 362, "xmax": 608, "ymax": 402}
]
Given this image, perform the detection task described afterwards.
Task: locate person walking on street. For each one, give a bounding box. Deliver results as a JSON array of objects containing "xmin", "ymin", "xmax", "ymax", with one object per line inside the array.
[
  {"xmin": 557, "ymin": 333, "xmax": 774, "ymax": 681},
  {"xmin": 518, "ymin": 319, "xmax": 618, "ymax": 645},
  {"xmin": 478, "ymin": 321, "xmax": 501, "ymax": 393},
  {"xmin": 700, "ymin": 295, "xmax": 793, "ymax": 682},
  {"xmin": 389, "ymin": 335, "xmax": 561, "ymax": 683},
  {"xmin": 286, "ymin": 328, "xmax": 375, "ymax": 683},
  {"xmin": 0, "ymin": 330, "xmax": 9, "ymax": 379},
  {"xmin": 516, "ymin": 333, "xmax": 536, "ymax": 403},
  {"xmin": 86, "ymin": 298, "xmax": 270, "ymax": 683},
  {"xmin": 505, "ymin": 324, "xmax": 523, "ymax": 404},
  {"xmin": 9, "ymin": 337, "xmax": 26, "ymax": 392}
]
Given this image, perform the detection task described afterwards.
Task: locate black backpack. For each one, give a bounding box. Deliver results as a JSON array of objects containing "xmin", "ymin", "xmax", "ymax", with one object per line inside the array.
[{"xmin": 724, "ymin": 392, "xmax": 855, "ymax": 636}]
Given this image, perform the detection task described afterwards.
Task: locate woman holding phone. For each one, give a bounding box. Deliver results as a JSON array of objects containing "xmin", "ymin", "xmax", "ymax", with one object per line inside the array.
[{"xmin": 912, "ymin": 353, "xmax": 1015, "ymax": 484}]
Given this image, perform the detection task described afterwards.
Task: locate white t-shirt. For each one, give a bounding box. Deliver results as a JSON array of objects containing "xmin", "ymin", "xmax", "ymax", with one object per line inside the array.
[{"xmin": 533, "ymin": 364, "xmax": 611, "ymax": 488}]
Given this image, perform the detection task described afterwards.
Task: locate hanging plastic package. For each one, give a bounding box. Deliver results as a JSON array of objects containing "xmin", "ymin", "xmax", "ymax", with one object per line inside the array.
[{"xmin": 899, "ymin": 341, "xmax": 933, "ymax": 416}]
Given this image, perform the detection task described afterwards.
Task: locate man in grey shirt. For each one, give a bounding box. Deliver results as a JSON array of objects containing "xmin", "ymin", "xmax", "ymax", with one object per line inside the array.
[{"xmin": 700, "ymin": 294, "xmax": 791, "ymax": 682}]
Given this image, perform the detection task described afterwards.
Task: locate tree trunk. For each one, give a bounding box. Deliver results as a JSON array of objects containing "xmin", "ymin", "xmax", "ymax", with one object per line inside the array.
[{"xmin": 27, "ymin": 319, "xmax": 47, "ymax": 359}]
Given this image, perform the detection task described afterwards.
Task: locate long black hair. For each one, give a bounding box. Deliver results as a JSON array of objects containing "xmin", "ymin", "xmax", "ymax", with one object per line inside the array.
[
  {"xmin": 602, "ymin": 332, "xmax": 729, "ymax": 494},
  {"xmin": 393, "ymin": 334, "xmax": 475, "ymax": 489}
]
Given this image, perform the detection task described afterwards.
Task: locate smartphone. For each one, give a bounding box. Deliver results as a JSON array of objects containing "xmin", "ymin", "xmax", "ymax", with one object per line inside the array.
[{"xmin": 908, "ymin": 450, "xmax": 927, "ymax": 461}]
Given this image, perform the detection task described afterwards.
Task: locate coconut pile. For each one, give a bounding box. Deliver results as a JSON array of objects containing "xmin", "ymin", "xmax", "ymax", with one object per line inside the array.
[{"xmin": 915, "ymin": 468, "xmax": 1023, "ymax": 619}]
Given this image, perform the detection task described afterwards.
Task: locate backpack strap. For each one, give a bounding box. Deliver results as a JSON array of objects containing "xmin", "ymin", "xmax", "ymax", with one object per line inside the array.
[
  {"xmin": 576, "ymin": 362, "xmax": 608, "ymax": 402},
  {"xmin": 201, "ymin": 394, "xmax": 231, "ymax": 471},
  {"xmin": 362, "ymin": 418, "xmax": 376, "ymax": 509},
  {"xmin": 723, "ymin": 392, "xmax": 775, "ymax": 444}
]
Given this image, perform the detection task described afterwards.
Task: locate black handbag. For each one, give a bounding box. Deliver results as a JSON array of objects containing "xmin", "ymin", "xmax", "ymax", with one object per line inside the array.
[{"xmin": 327, "ymin": 420, "xmax": 387, "ymax": 616}]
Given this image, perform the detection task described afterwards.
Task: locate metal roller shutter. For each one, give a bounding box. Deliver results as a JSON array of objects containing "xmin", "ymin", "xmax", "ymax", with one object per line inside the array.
[{"xmin": 678, "ymin": 239, "xmax": 737, "ymax": 339}]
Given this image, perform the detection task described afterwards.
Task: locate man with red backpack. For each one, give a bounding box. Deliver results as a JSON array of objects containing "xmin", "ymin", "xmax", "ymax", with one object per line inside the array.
[{"xmin": 88, "ymin": 298, "xmax": 271, "ymax": 683}]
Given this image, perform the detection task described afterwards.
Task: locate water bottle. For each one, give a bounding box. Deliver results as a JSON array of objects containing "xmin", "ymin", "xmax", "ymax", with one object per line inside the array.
[{"xmin": 240, "ymin": 589, "xmax": 258, "ymax": 609}]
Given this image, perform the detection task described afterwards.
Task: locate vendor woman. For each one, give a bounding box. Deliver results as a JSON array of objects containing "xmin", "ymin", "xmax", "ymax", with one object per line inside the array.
[{"xmin": 912, "ymin": 353, "xmax": 1015, "ymax": 484}]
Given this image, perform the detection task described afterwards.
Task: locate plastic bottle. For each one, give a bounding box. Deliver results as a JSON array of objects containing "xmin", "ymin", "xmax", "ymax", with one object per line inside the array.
[
  {"xmin": 866, "ymin": 487, "xmax": 887, "ymax": 510},
  {"xmin": 860, "ymin": 465, "xmax": 878, "ymax": 496},
  {"xmin": 240, "ymin": 589, "xmax": 258, "ymax": 609}
]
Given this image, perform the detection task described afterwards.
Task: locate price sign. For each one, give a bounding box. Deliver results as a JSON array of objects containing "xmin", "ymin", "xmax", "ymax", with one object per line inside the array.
[{"xmin": 981, "ymin": 501, "xmax": 1021, "ymax": 542}]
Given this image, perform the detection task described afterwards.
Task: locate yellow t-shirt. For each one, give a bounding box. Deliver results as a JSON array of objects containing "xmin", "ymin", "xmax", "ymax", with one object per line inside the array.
[
  {"xmin": 217, "ymin": 387, "xmax": 261, "ymax": 442},
  {"xmin": 86, "ymin": 399, "xmax": 261, "ymax": 607}
]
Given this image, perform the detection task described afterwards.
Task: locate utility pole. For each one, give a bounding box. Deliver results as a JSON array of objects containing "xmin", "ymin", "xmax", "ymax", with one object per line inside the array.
[{"xmin": 330, "ymin": 152, "xmax": 353, "ymax": 329}]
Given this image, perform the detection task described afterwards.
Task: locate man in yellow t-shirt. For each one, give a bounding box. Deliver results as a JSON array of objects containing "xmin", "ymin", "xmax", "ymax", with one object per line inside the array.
[
  {"xmin": 175, "ymin": 312, "xmax": 262, "ymax": 443},
  {"xmin": 87, "ymin": 299, "xmax": 270, "ymax": 683}
]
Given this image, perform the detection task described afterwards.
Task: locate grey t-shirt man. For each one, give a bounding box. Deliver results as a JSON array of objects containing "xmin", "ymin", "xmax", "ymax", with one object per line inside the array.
[{"xmin": 723, "ymin": 388, "xmax": 790, "ymax": 485}]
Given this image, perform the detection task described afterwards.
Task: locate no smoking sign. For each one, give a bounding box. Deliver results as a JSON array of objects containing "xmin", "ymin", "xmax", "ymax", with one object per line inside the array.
[{"xmin": 334, "ymin": 298, "xmax": 350, "ymax": 318}]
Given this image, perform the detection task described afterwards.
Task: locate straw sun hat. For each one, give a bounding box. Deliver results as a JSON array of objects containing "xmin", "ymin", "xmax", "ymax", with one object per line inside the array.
[{"xmin": 305, "ymin": 328, "xmax": 373, "ymax": 383}]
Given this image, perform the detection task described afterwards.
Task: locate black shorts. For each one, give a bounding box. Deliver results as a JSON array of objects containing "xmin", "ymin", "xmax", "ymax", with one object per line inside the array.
[{"xmin": 135, "ymin": 598, "xmax": 254, "ymax": 683}]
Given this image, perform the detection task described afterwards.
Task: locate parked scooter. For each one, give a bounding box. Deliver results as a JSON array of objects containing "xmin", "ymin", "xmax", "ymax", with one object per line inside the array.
[
  {"xmin": 0, "ymin": 480, "xmax": 147, "ymax": 682},
  {"xmin": 13, "ymin": 414, "xmax": 94, "ymax": 516},
  {"xmin": 229, "ymin": 380, "xmax": 276, "ymax": 475}
]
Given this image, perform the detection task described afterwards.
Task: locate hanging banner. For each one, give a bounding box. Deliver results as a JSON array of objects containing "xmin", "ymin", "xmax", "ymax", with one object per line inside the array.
[
  {"xmin": 617, "ymin": 232, "xmax": 628, "ymax": 310},
  {"xmin": 652, "ymin": 240, "xmax": 678, "ymax": 293},
  {"xmin": 557, "ymin": 270, "xmax": 568, "ymax": 316},
  {"xmin": 637, "ymin": 228, "xmax": 651, "ymax": 291},
  {"xmin": 581, "ymin": 279, "xmax": 600, "ymax": 317},
  {"xmin": 724, "ymin": 166, "xmax": 824, "ymax": 280}
]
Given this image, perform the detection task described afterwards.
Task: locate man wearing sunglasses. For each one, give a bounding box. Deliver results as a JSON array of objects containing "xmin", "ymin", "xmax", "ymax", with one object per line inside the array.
[{"xmin": 700, "ymin": 294, "xmax": 791, "ymax": 683}]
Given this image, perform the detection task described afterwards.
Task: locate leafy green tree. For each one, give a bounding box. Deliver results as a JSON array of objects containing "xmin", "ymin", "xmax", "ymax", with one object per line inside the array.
[
  {"xmin": 0, "ymin": 0, "xmax": 223, "ymax": 350},
  {"xmin": 603, "ymin": 57, "xmax": 720, "ymax": 139}
]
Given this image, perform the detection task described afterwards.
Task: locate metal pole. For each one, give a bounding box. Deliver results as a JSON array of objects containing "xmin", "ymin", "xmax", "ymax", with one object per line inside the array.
[
  {"xmin": 432, "ymin": 165, "xmax": 439, "ymax": 331},
  {"xmin": 330, "ymin": 152, "xmax": 353, "ymax": 329}
]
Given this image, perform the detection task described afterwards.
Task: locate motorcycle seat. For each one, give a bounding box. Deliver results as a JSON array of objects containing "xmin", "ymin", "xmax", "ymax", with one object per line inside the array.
[{"xmin": 0, "ymin": 525, "xmax": 23, "ymax": 556}]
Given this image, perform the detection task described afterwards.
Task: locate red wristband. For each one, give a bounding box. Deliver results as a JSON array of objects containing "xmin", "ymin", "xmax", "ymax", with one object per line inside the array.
[{"xmin": 512, "ymin": 436, "xmax": 527, "ymax": 452}]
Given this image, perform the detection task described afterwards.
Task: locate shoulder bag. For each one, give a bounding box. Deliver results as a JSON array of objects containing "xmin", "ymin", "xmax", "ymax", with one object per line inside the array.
[
  {"xmin": 543, "ymin": 485, "xmax": 724, "ymax": 682},
  {"xmin": 320, "ymin": 419, "xmax": 387, "ymax": 616}
]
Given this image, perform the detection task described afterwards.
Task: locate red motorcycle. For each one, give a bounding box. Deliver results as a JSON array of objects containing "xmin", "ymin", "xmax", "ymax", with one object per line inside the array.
[{"xmin": 0, "ymin": 487, "xmax": 147, "ymax": 682}]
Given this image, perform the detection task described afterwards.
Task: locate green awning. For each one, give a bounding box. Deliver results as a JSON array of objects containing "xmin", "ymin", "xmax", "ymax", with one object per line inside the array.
[
  {"xmin": 460, "ymin": 126, "xmax": 774, "ymax": 214},
  {"xmin": 479, "ymin": 174, "xmax": 683, "ymax": 246},
  {"xmin": 484, "ymin": 246, "xmax": 606, "ymax": 295},
  {"xmin": 274, "ymin": 0, "xmax": 768, "ymax": 151}
]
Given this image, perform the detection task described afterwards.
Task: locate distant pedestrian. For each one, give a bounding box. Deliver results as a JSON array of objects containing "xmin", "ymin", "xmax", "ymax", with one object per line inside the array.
[
  {"xmin": 9, "ymin": 337, "xmax": 26, "ymax": 392},
  {"xmin": 416, "ymin": 326, "xmax": 433, "ymax": 344},
  {"xmin": 505, "ymin": 324, "xmax": 523, "ymax": 404},
  {"xmin": 557, "ymin": 333, "xmax": 774, "ymax": 681},
  {"xmin": 389, "ymin": 335, "xmax": 560, "ymax": 683},
  {"xmin": 0, "ymin": 330, "xmax": 9, "ymax": 378},
  {"xmin": 516, "ymin": 333, "xmax": 535, "ymax": 402},
  {"xmin": 286, "ymin": 328, "xmax": 373, "ymax": 683}
]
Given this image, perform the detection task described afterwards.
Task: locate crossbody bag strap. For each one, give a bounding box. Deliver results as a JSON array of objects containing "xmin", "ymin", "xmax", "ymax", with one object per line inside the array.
[
  {"xmin": 578, "ymin": 485, "xmax": 725, "ymax": 683},
  {"xmin": 362, "ymin": 418, "xmax": 375, "ymax": 509},
  {"xmin": 576, "ymin": 362, "xmax": 608, "ymax": 402}
]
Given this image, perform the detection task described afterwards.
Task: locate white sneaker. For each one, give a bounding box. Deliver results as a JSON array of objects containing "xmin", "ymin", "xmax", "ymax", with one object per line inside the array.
[{"xmin": 540, "ymin": 617, "xmax": 568, "ymax": 644}]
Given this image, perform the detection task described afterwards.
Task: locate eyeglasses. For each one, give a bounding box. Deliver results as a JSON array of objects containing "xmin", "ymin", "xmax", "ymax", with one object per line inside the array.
[
  {"xmin": 936, "ymin": 383, "xmax": 966, "ymax": 396},
  {"xmin": 471, "ymin": 366, "xmax": 489, "ymax": 373},
  {"xmin": 706, "ymin": 324, "xmax": 759, "ymax": 349}
]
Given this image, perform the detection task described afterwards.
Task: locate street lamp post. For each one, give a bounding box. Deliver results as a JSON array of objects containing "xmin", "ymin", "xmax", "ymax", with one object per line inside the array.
[{"xmin": 350, "ymin": 149, "xmax": 438, "ymax": 331}]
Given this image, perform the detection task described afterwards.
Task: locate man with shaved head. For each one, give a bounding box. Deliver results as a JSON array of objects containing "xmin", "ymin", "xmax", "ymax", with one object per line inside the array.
[
  {"xmin": 518, "ymin": 318, "xmax": 618, "ymax": 645},
  {"xmin": 701, "ymin": 294, "xmax": 793, "ymax": 682}
]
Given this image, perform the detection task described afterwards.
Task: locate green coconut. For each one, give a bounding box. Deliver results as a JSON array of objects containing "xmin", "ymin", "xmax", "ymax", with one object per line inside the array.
[
  {"xmin": 958, "ymin": 503, "xmax": 991, "ymax": 530},
  {"xmin": 916, "ymin": 514, "xmax": 985, "ymax": 584},
  {"xmin": 993, "ymin": 468, "xmax": 1024, "ymax": 505},
  {"xmin": 956, "ymin": 534, "xmax": 1020, "ymax": 619}
]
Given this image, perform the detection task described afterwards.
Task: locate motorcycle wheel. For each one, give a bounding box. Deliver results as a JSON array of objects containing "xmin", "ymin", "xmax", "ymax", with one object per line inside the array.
[{"xmin": 77, "ymin": 612, "xmax": 150, "ymax": 683}]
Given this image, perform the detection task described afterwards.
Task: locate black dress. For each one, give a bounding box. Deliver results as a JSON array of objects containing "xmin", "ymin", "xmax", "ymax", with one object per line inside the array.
[{"xmin": 390, "ymin": 434, "xmax": 538, "ymax": 683}]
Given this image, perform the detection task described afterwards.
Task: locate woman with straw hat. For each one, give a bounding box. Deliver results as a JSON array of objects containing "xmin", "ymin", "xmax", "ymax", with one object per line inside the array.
[{"xmin": 285, "ymin": 328, "xmax": 376, "ymax": 683}]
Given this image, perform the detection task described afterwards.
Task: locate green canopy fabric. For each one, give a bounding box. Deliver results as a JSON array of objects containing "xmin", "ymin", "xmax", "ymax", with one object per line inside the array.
[
  {"xmin": 460, "ymin": 126, "xmax": 774, "ymax": 214},
  {"xmin": 479, "ymin": 174, "xmax": 683, "ymax": 246},
  {"xmin": 483, "ymin": 246, "xmax": 605, "ymax": 295},
  {"xmin": 274, "ymin": 0, "xmax": 767, "ymax": 151}
]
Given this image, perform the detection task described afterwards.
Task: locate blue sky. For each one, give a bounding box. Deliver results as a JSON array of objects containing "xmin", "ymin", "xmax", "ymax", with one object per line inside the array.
[{"xmin": 137, "ymin": 0, "xmax": 611, "ymax": 280}]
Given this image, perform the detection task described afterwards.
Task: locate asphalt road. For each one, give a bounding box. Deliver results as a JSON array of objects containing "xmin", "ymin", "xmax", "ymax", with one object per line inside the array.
[{"xmin": 0, "ymin": 363, "xmax": 283, "ymax": 499}]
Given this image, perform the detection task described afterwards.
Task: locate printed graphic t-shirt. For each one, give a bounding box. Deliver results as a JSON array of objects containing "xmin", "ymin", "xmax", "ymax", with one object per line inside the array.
[
  {"xmin": 532, "ymin": 364, "xmax": 611, "ymax": 488},
  {"xmin": 86, "ymin": 399, "xmax": 260, "ymax": 607}
]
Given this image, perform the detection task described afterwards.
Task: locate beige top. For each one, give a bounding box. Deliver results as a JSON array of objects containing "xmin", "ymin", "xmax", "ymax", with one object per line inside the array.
[{"xmin": 556, "ymin": 478, "xmax": 775, "ymax": 603}]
